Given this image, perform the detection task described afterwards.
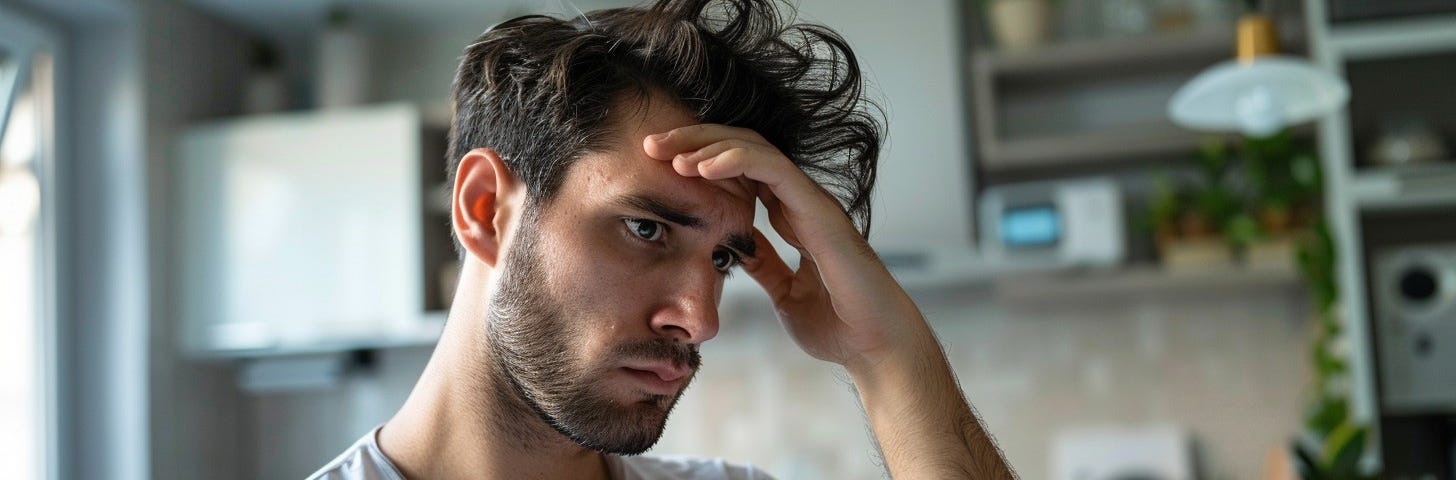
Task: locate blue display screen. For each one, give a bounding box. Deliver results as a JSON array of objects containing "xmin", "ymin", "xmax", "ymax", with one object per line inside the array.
[{"xmin": 1001, "ymin": 205, "xmax": 1061, "ymax": 248}]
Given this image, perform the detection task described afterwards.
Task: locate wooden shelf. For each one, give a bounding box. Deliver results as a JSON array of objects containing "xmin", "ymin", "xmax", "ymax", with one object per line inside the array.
[
  {"xmin": 1350, "ymin": 163, "xmax": 1456, "ymax": 212},
  {"xmin": 992, "ymin": 261, "xmax": 1303, "ymax": 304},
  {"xmin": 722, "ymin": 249, "xmax": 1065, "ymax": 306},
  {"xmin": 1329, "ymin": 13, "xmax": 1456, "ymax": 60},
  {"xmin": 974, "ymin": 27, "xmax": 1235, "ymax": 80},
  {"xmin": 193, "ymin": 312, "xmax": 446, "ymax": 360},
  {"xmin": 980, "ymin": 122, "xmax": 1203, "ymax": 172}
]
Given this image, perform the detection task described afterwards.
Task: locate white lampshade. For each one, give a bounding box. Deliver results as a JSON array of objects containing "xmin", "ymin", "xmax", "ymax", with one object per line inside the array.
[{"xmin": 1169, "ymin": 55, "xmax": 1350, "ymax": 137}]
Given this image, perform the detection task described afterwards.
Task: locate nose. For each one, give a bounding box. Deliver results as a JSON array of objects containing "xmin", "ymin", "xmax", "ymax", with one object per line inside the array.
[{"xmin": 648, "ymin": 266, "xmax": 721, "ymax": 345}]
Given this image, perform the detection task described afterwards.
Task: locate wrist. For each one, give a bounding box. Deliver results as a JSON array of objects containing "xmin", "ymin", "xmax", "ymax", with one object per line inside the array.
[{"xmin": 844, "ymin": 321, "xmax": 942, "ymax": 390}]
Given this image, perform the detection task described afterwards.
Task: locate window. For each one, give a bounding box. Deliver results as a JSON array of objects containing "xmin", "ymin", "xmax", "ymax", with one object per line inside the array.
[{"xmin": 0, "ymin": 33, "xmax": 55, "ymax": 480}]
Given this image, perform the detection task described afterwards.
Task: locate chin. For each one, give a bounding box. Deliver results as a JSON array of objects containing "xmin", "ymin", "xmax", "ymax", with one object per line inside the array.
[{"xmin": 541, "ymin": 385, "xmax": 678, "ymax": 456}]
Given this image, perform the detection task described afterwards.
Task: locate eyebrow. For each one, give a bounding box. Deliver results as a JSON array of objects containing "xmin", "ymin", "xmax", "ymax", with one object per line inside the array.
[{"xmin": 616, "ymin": 194, "xmax": 757, "ymax": 259}]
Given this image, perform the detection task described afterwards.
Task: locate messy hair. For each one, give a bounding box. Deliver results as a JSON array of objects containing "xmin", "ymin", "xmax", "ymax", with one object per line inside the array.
[{"xmin": 448, "ymin": 0, "xmax": 884, "ymax": 236}]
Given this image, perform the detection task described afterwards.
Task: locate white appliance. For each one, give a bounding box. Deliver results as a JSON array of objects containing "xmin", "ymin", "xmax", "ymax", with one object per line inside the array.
[
  {"xmin": 979, "ymin": 178, "xmax": 1125, "ymax": 267},
  {"xmin": 1051, "ymin": 425, "xmax": 1193, "ymax": 480},
  {"xmin": 1373, "ymin": 243, "xmax": 1456, "ymax": 413}
]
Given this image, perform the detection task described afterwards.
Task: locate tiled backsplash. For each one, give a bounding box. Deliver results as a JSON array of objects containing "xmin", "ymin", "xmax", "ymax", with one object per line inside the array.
[{"xmin": 256, "ymin": 283, "xmax": 1311, "ymax": 479}]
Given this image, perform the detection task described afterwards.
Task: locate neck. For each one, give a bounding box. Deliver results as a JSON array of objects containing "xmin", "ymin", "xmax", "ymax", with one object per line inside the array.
[{"xmin": 377, "ymin": 267, "xmax": 612, "ymax": 480}]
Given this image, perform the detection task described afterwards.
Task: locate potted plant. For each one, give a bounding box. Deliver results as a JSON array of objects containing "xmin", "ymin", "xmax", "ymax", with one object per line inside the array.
[
  {"xmin": 1146, "ymin": 140, "xmax": 1246, "ymax": 269},
  {"xmin": 1289, "ymin": 222, "xmax": 1375, "ymax": 480},
  {"xmin": 1145, "ymin": 129, "xmax": 1375, "ymax": 479},
  {"xmin": 1243, "ymin": 130, "xmax": 1323, "ymax": 265}
]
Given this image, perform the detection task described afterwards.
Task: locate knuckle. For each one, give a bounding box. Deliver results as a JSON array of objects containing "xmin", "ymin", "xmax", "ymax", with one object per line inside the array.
[
  {"xmin": 720, "ymin": 147, "xmax": 751, "ymax": 165},
  {"xmin": 729, "ymin": 125, "xmax": 764, "ymax": 141},
  {"xmin": 721, "ymin": 139, "xmax": 754, "ymax": 152}
]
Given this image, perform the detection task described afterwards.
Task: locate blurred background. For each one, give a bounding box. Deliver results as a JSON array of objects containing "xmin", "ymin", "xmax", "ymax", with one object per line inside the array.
[{"xmin": 2, "ymin": 0, "xmax": 1455, "ymax": 478}]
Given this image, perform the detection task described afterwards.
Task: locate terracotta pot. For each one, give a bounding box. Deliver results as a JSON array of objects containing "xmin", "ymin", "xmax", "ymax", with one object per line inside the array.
[
  {"xmin": 1178, "ymin": 211, "xmax": 1215, "ymax": 238},
  {"xmin": 1258, "ymin": 205, "xmax": 1292, "ymax": 235}
]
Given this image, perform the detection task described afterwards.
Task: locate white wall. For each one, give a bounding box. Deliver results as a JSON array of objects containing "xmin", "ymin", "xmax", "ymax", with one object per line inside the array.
[{"xmin": 797, "ymin": 0, "xmax": 975, "ymax": 251}]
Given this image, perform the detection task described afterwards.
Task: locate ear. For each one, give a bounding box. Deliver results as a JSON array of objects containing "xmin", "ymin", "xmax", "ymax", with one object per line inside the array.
[{"xmin": 452, "ymin": 148, "xmax": 524, "ymax": 268}]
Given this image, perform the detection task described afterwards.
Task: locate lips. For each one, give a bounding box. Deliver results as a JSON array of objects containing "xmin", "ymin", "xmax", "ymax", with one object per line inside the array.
[
  {"xmin": 624, "ymin": 361, "xmax": 690, "ymax": 383},
  {"xmin": 621, "ymin": 361, "xmax": 691, "ymax": 394}
]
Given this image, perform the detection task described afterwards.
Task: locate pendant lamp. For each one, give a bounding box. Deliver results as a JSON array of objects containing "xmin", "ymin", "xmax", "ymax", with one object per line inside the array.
[{"xmin": 1168, "ymin": 14, "xmax": 1349, "ymax": 137}]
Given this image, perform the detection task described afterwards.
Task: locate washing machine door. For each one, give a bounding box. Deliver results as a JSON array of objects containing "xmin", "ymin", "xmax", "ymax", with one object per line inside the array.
[{"xmin": 1374, "ymin": 245, "xmax": 1456, "ymax": 413}]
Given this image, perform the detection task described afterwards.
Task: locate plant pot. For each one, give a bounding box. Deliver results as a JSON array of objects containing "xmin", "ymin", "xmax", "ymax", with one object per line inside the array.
[
  {"xmin": 1178, "ymin": 211, "xmax": 1215, "ymax": 238},
  {"xmin": 1158, "ymin": 237, "xmax": 1233, "ymax": 271},
  {"xmin": 1247, "ymin": 236, "xmax": 1296, "ymax": 269},
  {"xmin": 989, "ymin": 0, "xmax": 1050, "ymax": 51},
  {"xmin": 1258, "ymin": 205, "xmax": 1293, "ymax": 235}
]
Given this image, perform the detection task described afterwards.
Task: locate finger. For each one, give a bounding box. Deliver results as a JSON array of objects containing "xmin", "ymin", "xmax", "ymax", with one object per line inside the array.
[
  {"xmin": 643, "ymin": 124, "xmax": 770, "ymax": 160},
  {"xmin": 669, "ymin": 139, "xmax": 756, "ymax": 177},
  {"xmin": 694, "ymin": 146, "xmax": 844, "ymax": 235},
  {"xmin": 741, "ymin": 228, "xmax": 795, "ymax": 304},
  {"xmin": 759, "ymin": 187, "xmax": 803, "ymax": 251}
]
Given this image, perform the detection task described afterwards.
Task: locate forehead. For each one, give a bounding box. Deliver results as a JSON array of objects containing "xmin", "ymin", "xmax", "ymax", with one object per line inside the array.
[{"xmin": 562, "ymin": 94, "xmax": 756, "ymax": 227}]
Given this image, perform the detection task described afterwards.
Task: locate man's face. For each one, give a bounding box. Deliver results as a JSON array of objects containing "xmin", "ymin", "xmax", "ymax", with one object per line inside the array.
[{"xmin": 486, "ymin": 95, "xmax": 758, "ymax": 455}]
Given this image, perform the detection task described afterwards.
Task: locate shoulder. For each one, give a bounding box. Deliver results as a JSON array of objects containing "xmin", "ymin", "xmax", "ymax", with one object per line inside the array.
[
  {"xmin": 614, "ymin": 454, "xmax": 776, "ymax": 480},
  {"xmin": 306, "ymin": 427, "xmax": 405, "ymax": 480}
]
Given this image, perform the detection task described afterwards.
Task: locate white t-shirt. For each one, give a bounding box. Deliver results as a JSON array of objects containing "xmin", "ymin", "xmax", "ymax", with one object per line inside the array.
[{"xmin": 307, "ymin": 425, "xmax": 775, "ymax": 480}]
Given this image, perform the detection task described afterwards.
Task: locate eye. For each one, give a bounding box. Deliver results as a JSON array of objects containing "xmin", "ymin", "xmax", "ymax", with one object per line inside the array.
[
  {"xmin": 623, "ymin": 218, "xmax": 664, "ymax": 242},
  {"xmin": 712, "ymin": 249, "xmax": 740, "ymax": 273}
]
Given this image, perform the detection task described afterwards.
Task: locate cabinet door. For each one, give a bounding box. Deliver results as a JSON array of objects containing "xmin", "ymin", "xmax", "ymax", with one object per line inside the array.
[{"xmin": 177, "ymin": 104, "xmax": 423, "ymax": 355}]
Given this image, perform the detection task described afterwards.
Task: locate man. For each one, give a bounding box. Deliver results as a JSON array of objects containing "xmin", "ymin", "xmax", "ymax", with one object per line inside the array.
[{"xmin": 310, "ymin": 0, "xmax": 1014, "ymax": 478}]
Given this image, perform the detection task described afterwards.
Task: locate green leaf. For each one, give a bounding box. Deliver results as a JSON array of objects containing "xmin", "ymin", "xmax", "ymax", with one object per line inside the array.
[
  {"xmin": 1306, "ymin": 397, "xmax": 1348, "ymax": 437},
  {"xmin": 1322, "ymin": 422, "xmax": 1366, "ymax": 478},
  {"xmin": 1224, "ymin": 212, "xmax": 1262, "ymax": 248}
]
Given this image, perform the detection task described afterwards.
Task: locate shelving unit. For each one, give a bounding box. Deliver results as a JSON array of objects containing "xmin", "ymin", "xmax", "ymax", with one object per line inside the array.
[
  {"xmin": 967, "ymin": 17, "xmax": 1306, "ymax": 176},
  {"xmin": 1305, "ymin": 1, "xmax": 1456, "ymax": 474}
]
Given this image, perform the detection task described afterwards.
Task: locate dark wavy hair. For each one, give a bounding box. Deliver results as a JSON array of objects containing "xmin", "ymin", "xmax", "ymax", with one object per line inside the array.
[{"xmin": 448, "ymin": 0, "xmax": 884, "ymax": 235}]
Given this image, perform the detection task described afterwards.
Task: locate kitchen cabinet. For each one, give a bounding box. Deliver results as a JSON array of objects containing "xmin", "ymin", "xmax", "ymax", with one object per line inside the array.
[{"xmin": 175, "ymin": 103, "xmax": 450, "ymax": 358}]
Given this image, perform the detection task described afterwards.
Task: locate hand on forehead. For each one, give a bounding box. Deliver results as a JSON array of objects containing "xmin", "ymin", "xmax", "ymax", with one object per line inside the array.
[{"xmin": 614, "ymin": 97, "xmax": 762, "ymax": 208}]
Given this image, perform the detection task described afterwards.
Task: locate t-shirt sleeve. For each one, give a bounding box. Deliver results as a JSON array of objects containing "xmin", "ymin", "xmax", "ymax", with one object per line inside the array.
[
  {"xmin": 306, "ymin": 427, "xmax": 405, "ymax": 480},
  {"xmin": 733, "ymin": 462, "xmax": 776, "ymax": 480}
]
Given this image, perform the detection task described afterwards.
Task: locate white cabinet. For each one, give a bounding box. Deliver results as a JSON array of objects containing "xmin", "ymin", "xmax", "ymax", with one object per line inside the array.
[{"xmin": 176, "ymin": 104, "xmax": 444, "ymax": 357}]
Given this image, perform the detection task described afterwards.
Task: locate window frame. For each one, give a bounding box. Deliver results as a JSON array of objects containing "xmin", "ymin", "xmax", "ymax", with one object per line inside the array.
[{"xmin": 0, "ymin": 6, "xmax": 61, "ymax": 480}]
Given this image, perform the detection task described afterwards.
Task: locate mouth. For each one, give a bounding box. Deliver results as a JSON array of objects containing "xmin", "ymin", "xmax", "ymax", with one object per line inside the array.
[{"xmin": 620, "ymin": 362, "xmax": 690, "ymax": 395}]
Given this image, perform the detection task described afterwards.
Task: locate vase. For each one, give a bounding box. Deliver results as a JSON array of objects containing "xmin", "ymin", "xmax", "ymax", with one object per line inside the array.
[{"xmin": 989, "ymin": 0, "xmax": 1050, "ymax": 51}]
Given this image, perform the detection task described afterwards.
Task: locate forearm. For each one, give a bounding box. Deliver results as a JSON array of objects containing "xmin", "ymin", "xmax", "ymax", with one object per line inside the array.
[{"xmin": 848, "ymin": 323, "xmax": 1015, "ymax": 479}]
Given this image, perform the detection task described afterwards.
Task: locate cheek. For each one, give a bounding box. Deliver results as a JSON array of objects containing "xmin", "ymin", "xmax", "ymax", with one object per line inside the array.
[{"xmin": 541, "ymin": 223, "xmax": 657, "ymax": 347}]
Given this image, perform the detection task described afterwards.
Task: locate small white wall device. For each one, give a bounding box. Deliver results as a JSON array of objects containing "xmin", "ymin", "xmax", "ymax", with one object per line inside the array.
[{"xmin": 979, "ymin": 178, "xmax": 1125, "ymax": 267}]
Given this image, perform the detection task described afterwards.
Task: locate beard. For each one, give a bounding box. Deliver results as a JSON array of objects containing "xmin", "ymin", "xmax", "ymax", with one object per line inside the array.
[{"xmin": 485, "ymin": 213, "xmax": 701, "ymax": 455}]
